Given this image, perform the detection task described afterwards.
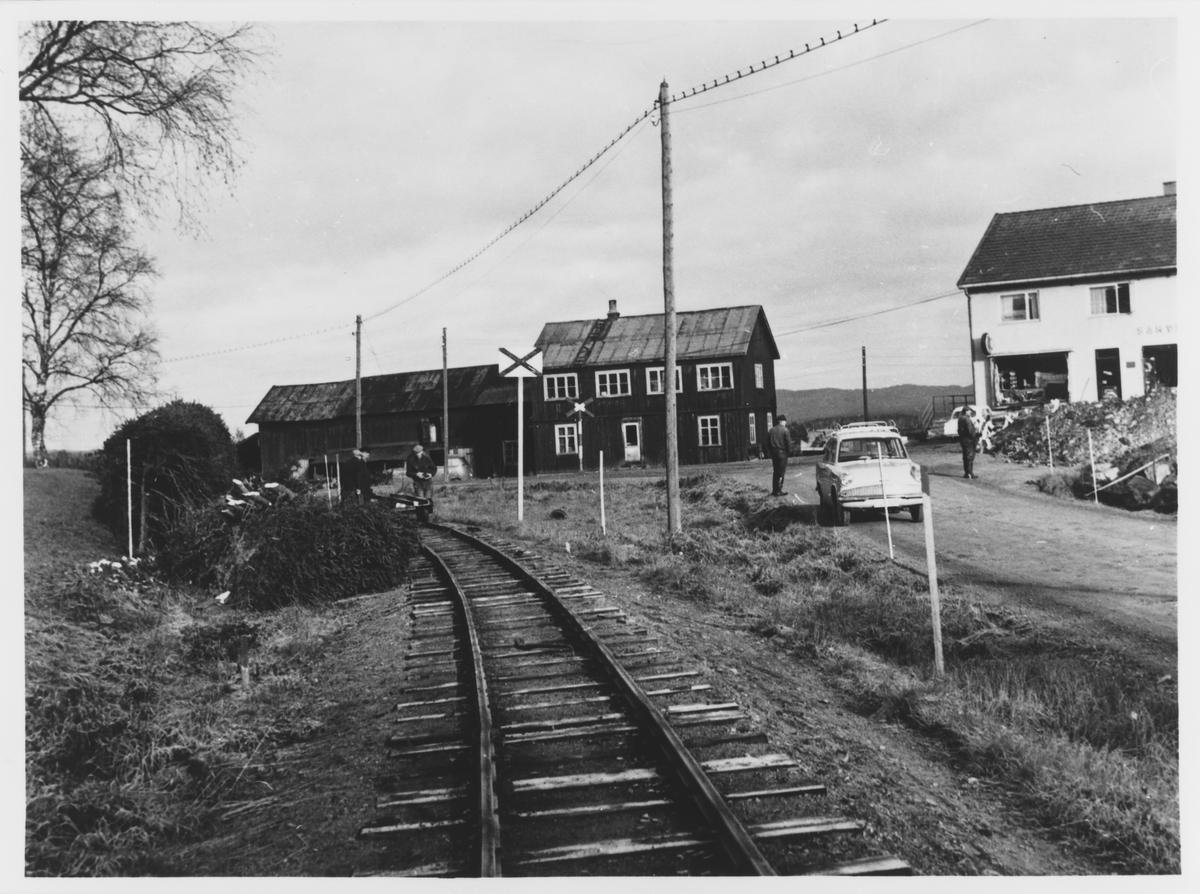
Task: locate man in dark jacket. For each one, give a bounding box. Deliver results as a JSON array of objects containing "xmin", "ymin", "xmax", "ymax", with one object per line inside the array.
[
  {"xmin": 406, "ymin": 444, "xmax": 437, "ymax": 513},
  {"xmin": 957, "ymin": 408, "xmax": 979, "ymax": 479},
  {"xmin": 343, "ymin": 446, "xmax": 374, "ymax": 502},
  {"xmin": 767, "ymin": 415, "xmax": 793, "ymax": 496}
]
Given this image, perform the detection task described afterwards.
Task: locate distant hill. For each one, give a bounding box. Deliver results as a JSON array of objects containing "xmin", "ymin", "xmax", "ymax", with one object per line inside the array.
[{"xmin": 778, "ymin": 384, "xmax": 973, "ymax": 424}]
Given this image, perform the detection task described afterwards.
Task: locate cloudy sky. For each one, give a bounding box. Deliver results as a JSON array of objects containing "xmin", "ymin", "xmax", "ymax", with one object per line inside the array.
[{"xmin": 13, "ymin": 4, "xmax": 1182, "ymax": 451}]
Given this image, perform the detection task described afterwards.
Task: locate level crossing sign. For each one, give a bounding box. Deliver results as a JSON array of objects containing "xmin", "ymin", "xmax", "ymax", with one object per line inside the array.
[
  {"xmin": 499, "ymin": 346, "xmax": 541, "ymax": 522},
  {"xmin": 499, "ymin": 347, "xmax": 542, "ymax": 378},
  {"xmin": 567, "ymin": 397, "xmax": 594, "ymax": 418}
]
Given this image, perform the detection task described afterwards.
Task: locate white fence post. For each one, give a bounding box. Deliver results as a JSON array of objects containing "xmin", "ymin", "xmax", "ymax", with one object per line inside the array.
[{"xmin": 922, "ymin": 494, "xmax": 945, "ymax": 677}]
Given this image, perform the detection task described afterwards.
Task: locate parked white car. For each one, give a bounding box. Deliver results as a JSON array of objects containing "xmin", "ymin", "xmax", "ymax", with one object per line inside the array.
[
  {"xmin": 940, "ymin": 404, "xmax": 994, "ymax": 439},
  {"xmin": 815, "ymin": 422, "xmax": 924, "ymax": 526}
]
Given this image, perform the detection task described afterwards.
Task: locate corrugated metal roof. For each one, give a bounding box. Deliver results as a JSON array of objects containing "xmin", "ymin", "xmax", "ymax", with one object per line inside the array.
[
  {"xmin": 957, "ymin": 194, "xmax": 1176, "ymax": 288},
  {"xmin": 535, "ymin": 305, "xmax": 776, "ymax": 369},
  {"xmin": 247, "ymin": 364, "xmax": 515, "ymax": 424}
]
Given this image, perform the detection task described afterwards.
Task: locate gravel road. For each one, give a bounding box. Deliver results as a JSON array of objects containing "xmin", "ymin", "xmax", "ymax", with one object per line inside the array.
[{"xmin": 784, "ymin": 442, "xmax": 1178, "ymax": 673}]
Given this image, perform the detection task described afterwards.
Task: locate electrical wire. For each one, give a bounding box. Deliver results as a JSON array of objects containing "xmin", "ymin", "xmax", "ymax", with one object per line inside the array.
[
  {"xmin": 671, "ymin": 20, "xmax": 988, "ymax": 115},
  {"xmin": 163, "ymin": 20, "xmax": 889, "ymax": 364},
  {"xmin": 775, "ymin": 290, "xmax": 962, "ymax": 338}
]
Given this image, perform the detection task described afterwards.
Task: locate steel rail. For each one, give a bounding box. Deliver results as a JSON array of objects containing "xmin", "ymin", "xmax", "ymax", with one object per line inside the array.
[
  {"xmin": 424, "ymin": 521, "xmax": 777, "ymax": 876},
  {"xmin": 421, "ymin": 544, "xmax": 501, "ymax": 877}
]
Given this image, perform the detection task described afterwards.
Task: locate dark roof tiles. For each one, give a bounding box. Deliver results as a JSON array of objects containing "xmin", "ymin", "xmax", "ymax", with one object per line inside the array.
[
  {"xmin": 247, "ymin": 364, "xmax": 515, "ymax": 424},
  {"xmin": 958, "ymin": 194, "xmax": 1176, "ymax": 288},
  {"xmin": 535, "ymin": 305, "xmax": 777, "ymax": 369}
]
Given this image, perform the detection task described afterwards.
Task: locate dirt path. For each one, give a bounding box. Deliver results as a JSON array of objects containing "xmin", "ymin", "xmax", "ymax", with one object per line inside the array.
[{"xmin": 784, "ymin": 445, "xmax": 1178, "ymax": 675}]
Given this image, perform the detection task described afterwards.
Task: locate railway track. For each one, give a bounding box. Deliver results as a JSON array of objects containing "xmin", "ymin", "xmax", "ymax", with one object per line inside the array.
[{"xmin": 357, "ymin": 521, "xmax": 910, "ymax": 876}]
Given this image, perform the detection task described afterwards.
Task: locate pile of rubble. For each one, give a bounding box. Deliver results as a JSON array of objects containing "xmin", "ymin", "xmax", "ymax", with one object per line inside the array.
[{"xmin": 992, "ymin": 389, "xmax": 1177, "ymax": 513}]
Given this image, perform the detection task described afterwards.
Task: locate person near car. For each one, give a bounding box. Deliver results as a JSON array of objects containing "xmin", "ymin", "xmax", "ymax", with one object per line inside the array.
[
  {"xmin": 957, "ymin": 407, "xmax": 978, "ymax": 479},
  {"xmin": 343, "ymin": 446, "xmax": 374, "ymax": 502},
  {"xmin": 767, "ymin": 415, "xmax": 793, "ymax": 496},
  {"xmin": 406, "ymin": 443, "xmax": 437, "ymax": 513}
]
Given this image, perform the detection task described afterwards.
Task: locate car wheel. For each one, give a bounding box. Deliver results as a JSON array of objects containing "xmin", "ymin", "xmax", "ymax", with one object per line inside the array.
[
  {"xmin": 832, "ymin": 492, "xmax": 849, "ymax": 527},
  {"xmin": 909, "ymin": 503, "xmax": 923, "ymax": 523}
]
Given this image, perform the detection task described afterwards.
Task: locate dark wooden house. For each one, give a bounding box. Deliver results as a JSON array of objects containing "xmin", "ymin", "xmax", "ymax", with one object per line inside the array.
[
  {"xmin": 247, "ymin": 365, "xmax": 529, "ymax": 479},
  {"xmin": 531, "ymin": 302, "xmax": 780, "ymax": 471}
]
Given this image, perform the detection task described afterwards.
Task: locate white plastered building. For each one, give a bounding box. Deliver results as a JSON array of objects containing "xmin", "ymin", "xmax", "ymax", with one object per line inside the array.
[{"xmin": 957, "ymin": 183, "xmax": 1177, "ymax": 407}]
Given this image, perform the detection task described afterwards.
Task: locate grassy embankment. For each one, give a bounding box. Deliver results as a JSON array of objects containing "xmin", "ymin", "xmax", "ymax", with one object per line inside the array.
[
  {"xmin": 23, "ymin": 469, "xmax": 408, "ymax": 876},
  {"xmin": 436, "ymin": 472, "xmax": 1179, "ymax": 874}
]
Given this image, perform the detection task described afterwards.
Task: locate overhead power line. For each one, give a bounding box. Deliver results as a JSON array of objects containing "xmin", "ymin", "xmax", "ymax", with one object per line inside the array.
[
  {"xmin": 164, "ymin": 19, "xmax": 889, "ymax": 365},
  {"xmin": 775, "ymin": 290, "xmax": 963, "ymax": 338}
]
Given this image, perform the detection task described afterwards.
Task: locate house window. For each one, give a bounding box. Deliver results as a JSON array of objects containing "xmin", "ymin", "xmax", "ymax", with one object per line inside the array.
[
  {"xmin": 595, "ymin": 370, "xmax": 631, "ymax": 397},
  {"xmin": 646, "ymin": 367, "xmax": 683, "ymax": 394},
  {"xmin": 766, "ymin": 412, "xmax": 773, "ymax": 430},
  {"xmin": 544, "ymin": 373, "xmax": 578, "ymax": 401},
  {"xmin": 698, "ymin": 415, "xmax": 721, "ymax": 447},
  {"xmin": 1001, "ymin": 292, "xmax": 1039, "ymax": 321},
  {"xmin": 755, "ymin": 363, "xmax": 764, "ymax": 389},
  {"xmin": 1090, "ymin": 283, "xmax": 1131, "ymax": 316},
  {"xmin": 555, "ymin": 424, "xmax": 578, "ymax": 455},
  {"xmin": 421, "ymin": 418, "xmax": 438, "ymax": 443},
  {"xmin": 502, "ymin": 440, "xmax": 518, "ymax": 466},
  {"xmin": 748, "ymin": 413, "xmax": 757, "ymax": 445},
  {"xmin": 697, "ymin": 363, "xmax": 733, "ymax": 391}
]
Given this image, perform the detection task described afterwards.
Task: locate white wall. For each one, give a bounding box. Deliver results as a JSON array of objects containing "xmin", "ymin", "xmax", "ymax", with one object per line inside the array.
[{"xmin": 968, "ymin": 272, "xmax": 1176, "ymax": 403}]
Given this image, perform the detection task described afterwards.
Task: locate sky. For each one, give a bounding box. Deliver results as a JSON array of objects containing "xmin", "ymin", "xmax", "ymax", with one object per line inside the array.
[{"xmin": 10, "ymin": 3, "xmax": 1184, "ymax": 452}]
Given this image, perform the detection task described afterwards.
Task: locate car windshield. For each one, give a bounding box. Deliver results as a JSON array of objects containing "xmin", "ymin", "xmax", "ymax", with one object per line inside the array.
[{"xmin": 837, "ymin": 437, "xmax": 905, "ymax": 462}]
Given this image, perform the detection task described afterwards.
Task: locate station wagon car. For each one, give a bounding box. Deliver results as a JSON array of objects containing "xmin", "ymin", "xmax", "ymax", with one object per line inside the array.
[{"xmin": 815, "ymin": 422, "xmax": 924, "ymax": 526}]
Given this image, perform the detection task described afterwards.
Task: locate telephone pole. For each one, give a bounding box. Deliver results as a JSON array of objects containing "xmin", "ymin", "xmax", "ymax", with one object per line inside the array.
[
  {"xmin": 443, "ymin": 328, "xmax": 449, "ymax": 485},
  {"xmin": 356, "ymin": 315, "xmax": 363, "ymax": 448},
  {"xmin": 660, "ymin": 80, "xmax": 682, "ymax": 536},
  {"xmin": 861, "ymin": 346, "xmax": 869, "ymax": 421}
]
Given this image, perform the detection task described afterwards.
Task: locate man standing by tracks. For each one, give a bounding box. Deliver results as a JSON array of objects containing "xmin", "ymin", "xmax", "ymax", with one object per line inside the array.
[
  {"xmin": 343, "ymin": 446, "xmax": 375, "ymax": 503},
  {"xmin": 767, "ymin": 415, "xmax": 792, "ymax": 496},
  {"xmin": 406, "ymin": 443, "xmax": 437, "ymax": 516}
]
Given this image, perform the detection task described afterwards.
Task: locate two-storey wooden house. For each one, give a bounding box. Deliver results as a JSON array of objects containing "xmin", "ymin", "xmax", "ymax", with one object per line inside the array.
[{"xmin": 531, "ymin": 302, "xmax": 780, "ymax": 471}]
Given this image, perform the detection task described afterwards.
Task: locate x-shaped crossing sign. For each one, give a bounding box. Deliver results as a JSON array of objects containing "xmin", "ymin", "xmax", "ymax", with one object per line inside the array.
[
  {"xmin": 568, "ymin": 396, "xmax": 595, "ymax": 418},
  {"xmin": 499, "ymin": 347, "xmax": 542, "ymax": 378}
]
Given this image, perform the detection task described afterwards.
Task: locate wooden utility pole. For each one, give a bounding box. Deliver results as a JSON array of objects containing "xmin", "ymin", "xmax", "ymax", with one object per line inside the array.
[
  {"xmin": 443, "ymin": 327, "xmax": 450, "ymax": 484},
  {"xmin": 355, "ymin": 315, "xmax": 363, "ymax": 448},
  {"xmin": 660, "ymin": 80, "xmax": 681, "ymax": 536},
  {"xmin": 861, "ymin": 346, "xmax": 869, "ymax": 421}
]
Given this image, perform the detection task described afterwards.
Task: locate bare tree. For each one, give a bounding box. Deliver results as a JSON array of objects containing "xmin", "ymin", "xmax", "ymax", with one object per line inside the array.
[
  {"xmin": 19, "ymin": 20, "xmax": 265, "ymax": 227},
  {"xmin": 22, "ymin": 127, "xmax": 158, "ymax": 467}
]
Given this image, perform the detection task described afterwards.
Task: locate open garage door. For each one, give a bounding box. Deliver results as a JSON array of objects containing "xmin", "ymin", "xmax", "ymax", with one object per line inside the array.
[{"xmin": 989, "ymin": 352, "xmax": 1070, "ymax": 407}]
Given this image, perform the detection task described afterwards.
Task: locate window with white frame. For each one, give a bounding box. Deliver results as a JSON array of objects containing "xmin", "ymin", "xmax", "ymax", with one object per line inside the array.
[
  {"xmin": 1090, "ymin": 283, "xmax": 1131, "ymax": 316},
  {"xmin": 1001, "ymin": 292, "xmax": 1039, "ymax": 321},
  {"xmin": 748, "ymin": 413, "xmax": 757, "ymax": 445},
  {"xmin": 698, "ymin": 415, "xmax": 721, "ymax": 446},
  {"xmin": 595, "ymin": 369, "xmax": 631, "ymax": 397},
  {"xmin": 555, "ymin": 423, "xmax": 578, "ymax": 455},
  {"xmin": 754, "ymin": 363, "xmax": 764, "ymax": 389},
  {"xmin": 646, "ymin": 367, "xmax": 683, "ymax": 394},
  {"xmin": 697, "ymin": 363, "xmax": 733, "ymax": 391},
  {"xmin": 544, "ymin": 373, "xmax": 578, "ymax": 401}
]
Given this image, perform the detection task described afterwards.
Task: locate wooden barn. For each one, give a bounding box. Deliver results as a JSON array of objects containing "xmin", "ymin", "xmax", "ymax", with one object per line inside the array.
[
  {"xmin": 531, "ymin": 302, "xmax": 780, "ymax": 472},
  {"xmin": 246, "ymin": 365, "xmax": 530, "ymax": 480}
]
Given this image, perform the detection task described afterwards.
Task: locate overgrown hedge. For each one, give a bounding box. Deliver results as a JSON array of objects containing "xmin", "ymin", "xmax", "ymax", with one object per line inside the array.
[
  {"xmin": 157, "ymin": 500, "xmax": 421, "ymax": 609},
  {"xmin": 93, "ymin": 401, "xmax": 237, "ymax": 550}
]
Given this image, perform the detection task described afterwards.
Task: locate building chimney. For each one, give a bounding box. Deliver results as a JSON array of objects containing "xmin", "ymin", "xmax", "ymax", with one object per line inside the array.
[
  {"xmin": 1164, "ymin": 181, "xmax": 1176, "ymax": 196},
  {"xmin": 607, "ymin": 300, "xmax": 620, "ymax": 320}
]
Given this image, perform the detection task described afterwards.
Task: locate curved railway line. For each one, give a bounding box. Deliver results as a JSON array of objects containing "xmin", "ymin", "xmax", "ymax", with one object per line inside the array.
[{"xmin": 356, "ymin": 521, "xmax": 911, "ymax": 877}]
